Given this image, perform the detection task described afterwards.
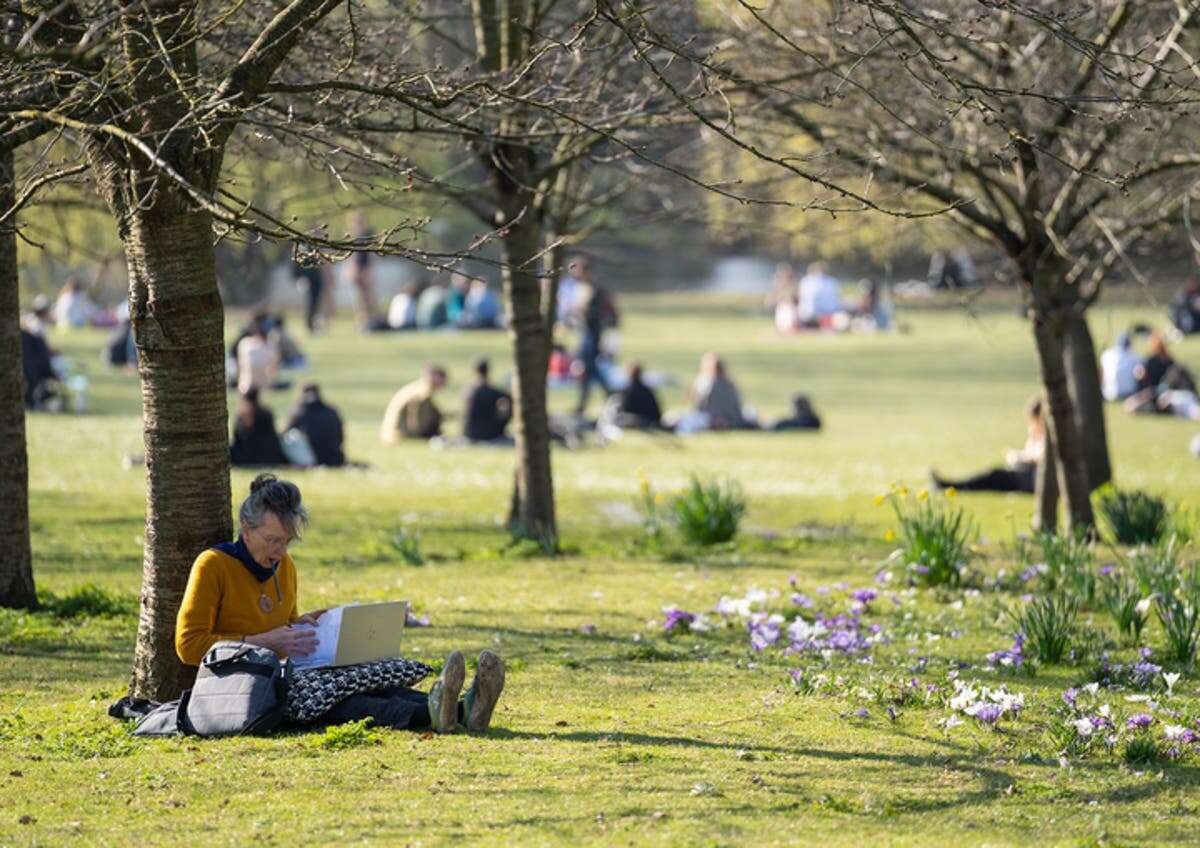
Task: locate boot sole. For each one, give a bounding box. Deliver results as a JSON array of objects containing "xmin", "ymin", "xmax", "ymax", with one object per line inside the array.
[
  {"xmin": 468, "ymin": 650, "xmax": 505, "ymax": 733},
  {"xmin": 436, "ymin": 650, "xmax": 466, "ymax": 733}
]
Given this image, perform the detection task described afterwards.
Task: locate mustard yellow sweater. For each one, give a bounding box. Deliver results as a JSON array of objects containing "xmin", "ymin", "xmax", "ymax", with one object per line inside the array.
[{"xmin": 175, "ymin": 548, "xmax": 298, "ymax": 666}]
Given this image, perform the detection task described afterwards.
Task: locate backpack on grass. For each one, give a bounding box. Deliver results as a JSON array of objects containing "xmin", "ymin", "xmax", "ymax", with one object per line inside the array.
[{"xmin": 132, "ymin": 641, "xmax": 290, "ymax": 737}]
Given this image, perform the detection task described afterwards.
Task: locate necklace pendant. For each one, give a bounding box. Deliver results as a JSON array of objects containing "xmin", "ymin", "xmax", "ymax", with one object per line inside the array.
[{"xmin": 259, "ymin": 593, "xmax": 274, "ymax": 614}]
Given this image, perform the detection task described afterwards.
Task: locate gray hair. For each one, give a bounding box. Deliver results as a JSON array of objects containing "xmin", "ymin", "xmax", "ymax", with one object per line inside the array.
[{"xmin": 239, "ymin": 473, "xmax": 309, "ymax": 539}]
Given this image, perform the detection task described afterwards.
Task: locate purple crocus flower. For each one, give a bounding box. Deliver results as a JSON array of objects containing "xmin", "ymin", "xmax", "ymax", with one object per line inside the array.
[
  {"xmin": 851, "ymin": 588, "xmax": 878, "ymax": 605},
  {"xmin": 662, "ymin": 608, "xmax": 696, "ymax": 633},
  {"xmin": 1127, "ymin": 713, "xmax": 1154, "ymax": 730},
  {"xmin": 791, "ymin": 593, "xmax": 814, "ymax": 609},
  {"xmin": 1062, "ymin": 688, "xmax": 1078, "ymax": 708},
  {"xmin": 986, "ymin": 634, "xmax": 1025, "ymax": 668},
  {"xmin": 747, "ymin": 614, "xmax": 783, "ymax": 651},
  {"xmin": 1098, "ymin": 564, "xmax": 1118, "ymax": 577},
  {"xmin": 972, "ymin": 703, "xmax": 1004, "ymax": 724}
]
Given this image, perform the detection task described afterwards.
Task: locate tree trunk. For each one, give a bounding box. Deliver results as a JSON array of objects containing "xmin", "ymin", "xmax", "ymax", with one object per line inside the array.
[
  {"xmin": 1032, "ymin": 422, "xmax": 1059, "ymax": 534},
  {"xmin": 0, "ymin": 148, "xmax": 37, "ymax": 610},
  {"xmin": 1031, "ymin": 310, "xmax": 1095, "ymax": 533},
  {"xmin": 1064, "ymin": 312, "xmax": 1111, "ymax": 492},
  {"xmin": 501, "ymin": 205, "xmax": 556, "ymax": 550},
  {"xmin": 542, "ymin": 226, "xmax": 566, "ymax": 347},
  {"xmin": 124, "ymin": 209, "xmax": 232, "ymax": 700}
]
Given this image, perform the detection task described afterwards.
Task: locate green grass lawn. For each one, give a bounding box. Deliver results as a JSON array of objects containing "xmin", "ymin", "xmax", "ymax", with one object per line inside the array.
[{"xmin": 3, "ymin": 293, "xmax": 1200, "ymax": 846}]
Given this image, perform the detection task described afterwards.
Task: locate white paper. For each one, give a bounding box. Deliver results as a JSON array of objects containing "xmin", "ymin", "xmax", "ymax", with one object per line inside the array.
[{"xmin": 290, "ymin": 605, "xmax": 344, "ymax": 670}]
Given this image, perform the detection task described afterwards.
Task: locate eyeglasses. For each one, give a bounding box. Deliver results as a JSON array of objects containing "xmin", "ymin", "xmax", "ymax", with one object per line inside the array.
[{"xmin": 251, "ymin": 526, "xmax": 298, "ymax": 549}]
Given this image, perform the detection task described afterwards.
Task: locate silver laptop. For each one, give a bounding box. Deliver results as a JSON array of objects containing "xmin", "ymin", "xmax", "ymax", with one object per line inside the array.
[{"xmin": 329, "ymin": 600, "xmax": 408, "ymax": 667}]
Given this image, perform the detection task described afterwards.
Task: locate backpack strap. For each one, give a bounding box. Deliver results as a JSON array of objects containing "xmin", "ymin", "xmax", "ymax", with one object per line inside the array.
[
  {"xmin": 175, "ymin": 688, "xmax": 196, "ymax": 736},
  {"xmin": 202, "ymin": 645, "xmax": 281, "ymax": 677}
]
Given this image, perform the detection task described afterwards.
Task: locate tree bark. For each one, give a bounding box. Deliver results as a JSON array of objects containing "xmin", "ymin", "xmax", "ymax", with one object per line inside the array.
[
  {"xmin": 124, "ymin": 209, "xmax": 231, "ymax": 700},
  {"xmin": 1064, "ymin": 312, "xmax": 1111, "ymax": 492},
  {"xmin": 542, "ymin": 224, "xmax": 566, "ymax": 346},
  {"xmin": 1032, "ymin": 422, "xmax": 1059, "ymax": 533},
  {"xmin": 0, "ymin": 147, "xmax": 37, "ymax": 610},
  {"xmin": 501, "ymin": 202, "xmax": 557, "ymax": 550},
  {"xmin": 1031, "ymin": 310, "xmax": 1095, "ymax": 532}
]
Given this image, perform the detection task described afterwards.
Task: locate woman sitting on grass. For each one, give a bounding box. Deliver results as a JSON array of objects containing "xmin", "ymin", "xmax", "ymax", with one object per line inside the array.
[
  {"xmin": 930, "ymin": 396, "xmax": 1043, "ymax": 494},
  {"xmin": 175, "ymin": 473, "xmax": 505, "ymax": 734}
]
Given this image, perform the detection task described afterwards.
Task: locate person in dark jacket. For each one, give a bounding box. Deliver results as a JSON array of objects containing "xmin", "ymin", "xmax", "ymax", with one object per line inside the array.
[
  {"xmin": 770, "ymin": 394, "xmax": 822, "ymax": 431},
  {"xmin": 285, "ymin": 383, "xmax": 345, "ymax": 466},
  {"xmin": 611, "ymin": 363, "xmax": 665, "ymax": 430},
  {"xmin": 1135, "ymin": 332, "xmax": 1175, "ymax": 392},
  {"xmin": 230, "ymin": 388, "xmax": 288, "ymax": 467},
  {"xmin": 462, "ymin": 358, "xmax": 513, "ymax": 443},
  {"xmin": 21, "ymin": 328, "xmax": 59, "ymax": 410}
]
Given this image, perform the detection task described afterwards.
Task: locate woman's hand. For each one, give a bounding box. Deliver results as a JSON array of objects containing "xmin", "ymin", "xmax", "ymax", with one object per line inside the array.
[
  {"xmin": 294, "ymin": 608, "xmax": 328, "ymax": 626},
  {"xmin": 246, "ymin": 624, "xmax": 319, "ymax": 657}
]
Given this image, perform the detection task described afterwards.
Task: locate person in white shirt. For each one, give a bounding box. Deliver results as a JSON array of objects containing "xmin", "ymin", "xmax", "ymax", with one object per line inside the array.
[
  {"xmin": 387, "ymin": 284, "xmax": 418, "ymax": 330},
  {"xmin": 237, "ymin": 325, "xmax": 280, "ymax": 395},
  {"xmin": 796, "ymin": 262, "xmax": 842, "ymax": 326},
  {"xmin": 54, "ymin": 278, "xmax": 96, "ymax": 329},
  {"xmin": 556, "ymin": 256, "xmax": 589, "ymax": 325},
  {"xmin": 1100, "ymin": 332, "xmax": 1140, "ymax": 401}
]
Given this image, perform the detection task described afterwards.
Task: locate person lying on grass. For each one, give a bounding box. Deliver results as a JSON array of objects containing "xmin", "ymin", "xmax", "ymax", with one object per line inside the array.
[{"xmin": 175, "ymin": 473, "xmax": 504, "ymax": 733}]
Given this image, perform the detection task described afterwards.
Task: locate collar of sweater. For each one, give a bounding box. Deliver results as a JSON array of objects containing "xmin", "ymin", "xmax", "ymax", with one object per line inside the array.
[{"xmin": 211, "ymin": 537, "xmax": 277, "ymax": 583}]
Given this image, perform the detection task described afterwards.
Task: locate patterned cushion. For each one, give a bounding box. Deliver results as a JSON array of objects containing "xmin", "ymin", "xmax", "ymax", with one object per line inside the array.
[{"xmin": 286, "ymin": 658, "xmax": 432, "ymax": 723}]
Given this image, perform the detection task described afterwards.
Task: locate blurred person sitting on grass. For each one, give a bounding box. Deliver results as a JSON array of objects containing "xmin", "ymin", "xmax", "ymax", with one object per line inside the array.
[
  {"xmin": 230, "ymin": 388, "xmax": 288, "ymax": 468},
  {"xmin": 462, "ymin": 358, "xmax": 513, "ymax": 444},
  {"xmin": 770, "ymin": 394, "xmax": 822, "ymax": 431},
  {"xmin": 686, "ymin": 353, "xmax": 756, "ymax": 431},
  {"xmin": 381, "ymin": 364, "xmax": 448, "ymax": 443},
  {"xmin": 285, "ymin": 383, "xmax": 345, "ymax": 467},
  {"xmin": 930, "ymin": 396, "xmax": 1043, "ymax": 493},
  {"xmin": 176, "ymin": 474, "xmax": 505, "ymax": 733},
  {"xmin": 601, "ymin": 362, "xmax": 667, "ymax": 431}
]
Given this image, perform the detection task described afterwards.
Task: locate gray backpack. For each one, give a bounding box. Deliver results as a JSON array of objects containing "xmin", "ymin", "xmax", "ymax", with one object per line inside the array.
[{"xmin": 134, "ymin": 641, "xmax": 291, "ymax": 737}]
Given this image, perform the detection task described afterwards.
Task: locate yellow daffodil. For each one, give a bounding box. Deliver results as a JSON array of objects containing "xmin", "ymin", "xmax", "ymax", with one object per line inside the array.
[
  {"xmin": 884, "ymin": 529, "xmax": 896, "ymax": 543},
  {"xmin": 873, "ymin": 494, "xmax": 886, "ymax": 507},
  {"xmin": 917, "ymin": 489, "xmax": 929, "ymax": 501},
  {"xmin": 946, "ymin": 487, "xmax": 957, "ymax": 499}
]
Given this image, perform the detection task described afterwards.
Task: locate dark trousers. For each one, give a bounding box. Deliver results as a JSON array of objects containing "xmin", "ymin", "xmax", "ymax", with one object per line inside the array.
[
  {"xmin": 318, "ymin": 686, "xmax": 431, "ymax": 730},
  {"xmin": 943, "ymin": 462, "xmax": 1036, "ymax": 493},
  {"xmin": 306, "ymin": 278, "xmax": 324, "ymax": 333},
  {"xmin": 316, "ymin": 685, "xmax": 466, "ymax": 731},
  {"xmin": 576, "ymin": 334, "xmax": 610, "ymax": 414}
]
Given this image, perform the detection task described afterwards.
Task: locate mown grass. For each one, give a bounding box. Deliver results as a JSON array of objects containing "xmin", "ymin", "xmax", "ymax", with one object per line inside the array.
[{"xmin": 3, "ymin": 292, "xmax": 1200, "ymax": 846}]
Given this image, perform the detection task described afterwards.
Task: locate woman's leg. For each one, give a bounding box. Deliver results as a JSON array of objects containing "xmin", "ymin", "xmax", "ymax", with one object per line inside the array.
[
  {"xmin": 319, "ymin": 691, "xmax": 432, "ymax": 730},
  {"xmin": 320, "ymin": 687, "xmax": 466, "ymax": 732},
  {"xmin": 934, "ymin": 466, "xmax": 1033, "ymax": 493}
]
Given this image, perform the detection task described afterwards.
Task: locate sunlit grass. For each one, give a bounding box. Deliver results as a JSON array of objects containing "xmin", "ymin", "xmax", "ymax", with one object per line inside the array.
[{"xmin": 4, "ymin": 293, "xmax": 1200, "ymax": 845}]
